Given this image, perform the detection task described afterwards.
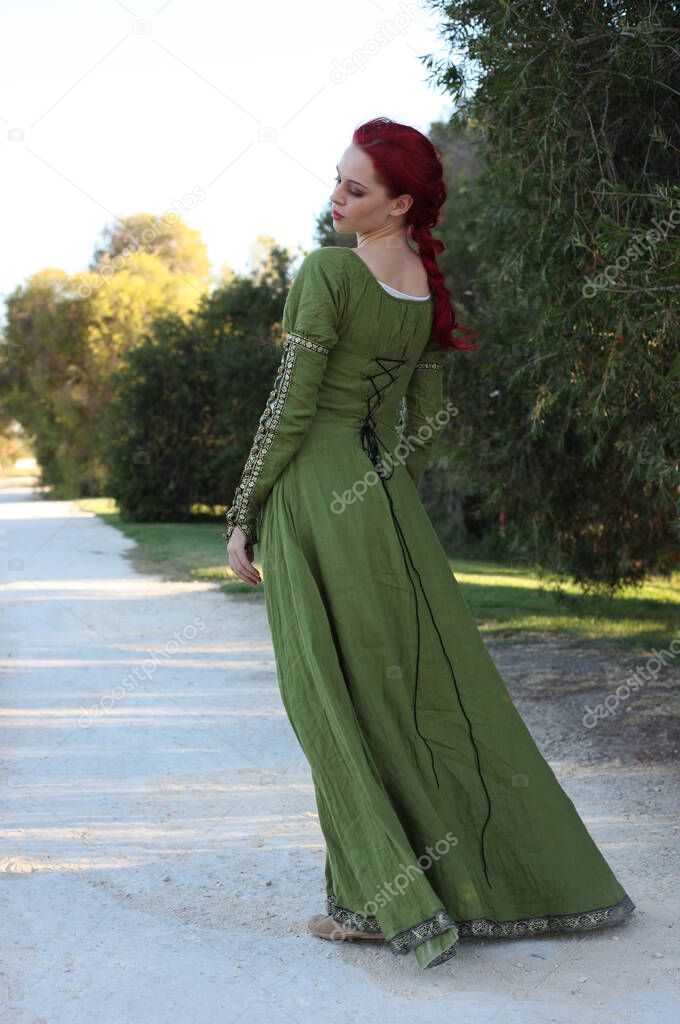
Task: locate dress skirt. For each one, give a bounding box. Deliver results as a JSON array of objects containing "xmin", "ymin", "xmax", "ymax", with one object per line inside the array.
[{"xmin": 258, "ymin": 413, "xmax": 635, "ymax": 969}]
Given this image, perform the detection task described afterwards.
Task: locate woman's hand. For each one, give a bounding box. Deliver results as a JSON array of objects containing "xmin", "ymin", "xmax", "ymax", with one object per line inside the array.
[{"xmin": 227, "ymin": 525, "xmax": 262, "ymax": 586}]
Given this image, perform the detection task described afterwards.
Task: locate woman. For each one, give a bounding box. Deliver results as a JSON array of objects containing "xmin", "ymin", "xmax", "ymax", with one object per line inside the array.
[{"xmin": 223, "ymin": 116, "xmax": 635, "ymax": 969}]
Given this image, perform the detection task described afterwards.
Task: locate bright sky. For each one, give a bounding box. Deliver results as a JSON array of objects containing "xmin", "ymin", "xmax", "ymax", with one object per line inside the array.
[{"xmin": 1, "ymin": 0, "xmax": 455, "ymax": 312}]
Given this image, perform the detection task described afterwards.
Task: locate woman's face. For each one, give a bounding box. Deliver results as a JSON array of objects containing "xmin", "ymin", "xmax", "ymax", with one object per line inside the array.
[{"xmin": 330, "ymin": 143, "xmax": 412, "ymax": 235}]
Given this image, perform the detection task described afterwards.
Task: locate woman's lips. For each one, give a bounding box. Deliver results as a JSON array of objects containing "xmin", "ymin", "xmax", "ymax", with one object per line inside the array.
[{"xmin": 332, "ymin": 210, "xmax": 344, "ymax": 220}]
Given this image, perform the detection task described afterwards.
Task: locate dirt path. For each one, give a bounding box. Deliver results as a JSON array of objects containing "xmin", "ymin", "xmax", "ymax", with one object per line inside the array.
[{"xmin": 1, "ymin": 475, "xmax": 678, "ymax": 1024}]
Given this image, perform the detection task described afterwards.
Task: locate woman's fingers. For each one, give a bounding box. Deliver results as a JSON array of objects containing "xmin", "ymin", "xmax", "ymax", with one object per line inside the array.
[
  {"xmin": 230, "ymin": 548, "xmax": 259, "ymax": 584},
  {"xmin": 229, "ymin": 552, "xmax": 259, "ymax": 585},
  {"xmin": 227, "ymin": 530, "xmax": 262, "ymax": 585},
  {"xmin": 230, "ymin": 547, "xmax": 259, "ymax": 584}
]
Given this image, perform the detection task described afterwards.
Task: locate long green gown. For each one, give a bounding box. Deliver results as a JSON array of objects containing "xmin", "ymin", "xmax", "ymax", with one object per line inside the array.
[{"xmin": 223, "ymin": 245, "xmax": 635, "ymax": 969}]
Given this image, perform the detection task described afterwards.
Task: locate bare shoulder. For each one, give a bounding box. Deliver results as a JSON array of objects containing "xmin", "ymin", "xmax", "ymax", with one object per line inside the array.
[
  {"xmin": 349, "ymin": 245, "xmax": 429, "ymax": 295},
  {"xmin": 401, "ymin": 254, "xmax": 430, "ymax": 295}
]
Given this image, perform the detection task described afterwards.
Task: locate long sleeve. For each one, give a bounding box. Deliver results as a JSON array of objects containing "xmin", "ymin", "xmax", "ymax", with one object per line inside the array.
[
  {"xmin": 222, "ymin": 249, "xmax": 346, "ymax": 546},
  {"xmin": 401, "ymin": 336, "xmax": 449, "ymax": 489}
]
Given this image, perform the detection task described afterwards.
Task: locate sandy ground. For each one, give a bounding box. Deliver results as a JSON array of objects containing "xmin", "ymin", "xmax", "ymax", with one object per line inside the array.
[{"xmin": 1, "ymin": 474, "xmax": 678, "ymax": 1024}]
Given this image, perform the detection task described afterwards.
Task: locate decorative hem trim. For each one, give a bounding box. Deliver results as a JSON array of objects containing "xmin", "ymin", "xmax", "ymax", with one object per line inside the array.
[
  {"xmin": 389, "ymin": 907, "xmax": 459, "ymax": 956},
  {"xmin": 455, "ymin": 892, "xmax": 636, "ymax": 941},
  {"xmin": 415, "ymin": 360, "xmax": 442, "ymax": 370},
  {"xmin": 326, "ymin": 889, "xmax": 635, "ymax": 962},
  {"xmin": 425, "ymin": 942, "xmax": 458, "ymax": 968},
  {"xmin": 326, "ymin": 889, "xmax": 457, "ymax": 958},
  {"xmin": 326, "ymin": 890, "xmax": 383, "ymax": 934}
]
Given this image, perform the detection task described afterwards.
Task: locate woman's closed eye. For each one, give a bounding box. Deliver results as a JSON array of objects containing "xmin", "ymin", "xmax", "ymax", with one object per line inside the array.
[{"xmin": 334, "ymin": 175, "xmax": 362, "ymax": 197}]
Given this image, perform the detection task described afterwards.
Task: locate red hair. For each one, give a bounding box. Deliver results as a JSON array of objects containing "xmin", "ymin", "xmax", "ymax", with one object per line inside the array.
[{"xmin": 352, "ymin": 116, "xmax": 477, "ymax": 351}]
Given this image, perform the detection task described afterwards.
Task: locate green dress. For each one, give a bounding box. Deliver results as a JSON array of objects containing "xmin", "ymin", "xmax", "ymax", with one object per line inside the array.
[{"xmin": 223, "ymin": 245, "xmax": 635, "ymax": 969}]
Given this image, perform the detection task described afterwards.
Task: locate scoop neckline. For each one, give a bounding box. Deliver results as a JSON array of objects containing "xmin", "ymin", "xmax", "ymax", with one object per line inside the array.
[{"xmin": 341, "ymin": 246, "xmax": 433, "ymax": 304}]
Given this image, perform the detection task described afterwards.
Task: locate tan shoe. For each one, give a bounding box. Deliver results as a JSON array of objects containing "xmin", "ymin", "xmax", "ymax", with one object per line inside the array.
[{"xmin": 307, "ymin": 913, "xmax": 385, "ymax": 943}]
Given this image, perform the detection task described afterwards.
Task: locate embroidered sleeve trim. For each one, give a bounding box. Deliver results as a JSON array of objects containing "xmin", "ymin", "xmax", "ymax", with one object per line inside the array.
[
  {"xmin": 415, "ymin": 360, "xmax": 442, "ymax": 370},
  {"xmin": 286, "ymin": 331, "xmax": 330, "ymax": 355},
  {"xmin": 223, "ymin": 331, "xmax": 331, "ymax": 545}
]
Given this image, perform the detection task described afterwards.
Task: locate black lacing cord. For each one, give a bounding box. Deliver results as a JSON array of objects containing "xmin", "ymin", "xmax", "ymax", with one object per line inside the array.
[
  {"xmin": 359, "ymin": 357, "xmax": 494, "ymax": 891},
  {"xmin": 359, "ymin": 356, "xmax": 405, "ymax": 477}
]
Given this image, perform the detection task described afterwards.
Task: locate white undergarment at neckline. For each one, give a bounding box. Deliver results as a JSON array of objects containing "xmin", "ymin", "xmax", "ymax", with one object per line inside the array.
[{"xmin": 377, "ymin": 280, "xmax": 431, "ymax": 301}]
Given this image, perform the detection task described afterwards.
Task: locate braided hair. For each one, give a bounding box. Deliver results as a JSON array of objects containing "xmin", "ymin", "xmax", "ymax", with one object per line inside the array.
[{"xmin": 352, "ymin": 116, "xmax": 477, "ymax": 351}]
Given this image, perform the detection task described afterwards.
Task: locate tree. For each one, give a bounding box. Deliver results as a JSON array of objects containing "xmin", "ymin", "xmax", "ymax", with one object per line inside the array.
[
  {"xmin": 91, "ymin": 210, "xmax": 211, "ymax": 283},
  {"xmin": 419, "ymin": 0, "xmax": 680, "ymax": 590},
  {"xmin": 104, "ymin": 252, "xmax": 293, "ymax": 521},
  {"xmin": 1, "ymin": 215, "xmax": 211, "ymax": 496}
]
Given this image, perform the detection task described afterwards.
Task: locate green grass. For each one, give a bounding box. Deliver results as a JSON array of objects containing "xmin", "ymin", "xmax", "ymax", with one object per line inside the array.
[
  {"xmin": 449, "ymin": 558, "xmax": 679, "ymax": 652},
  {"xmin": 81, "ymin": 498, "xmax": 679, "ymax": 656}
]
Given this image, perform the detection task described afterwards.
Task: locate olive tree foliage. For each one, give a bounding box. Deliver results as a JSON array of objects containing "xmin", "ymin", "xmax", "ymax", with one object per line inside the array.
[{"xmin": 418, "ymin": 0, "xmax": 680, "ymax": 591}]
